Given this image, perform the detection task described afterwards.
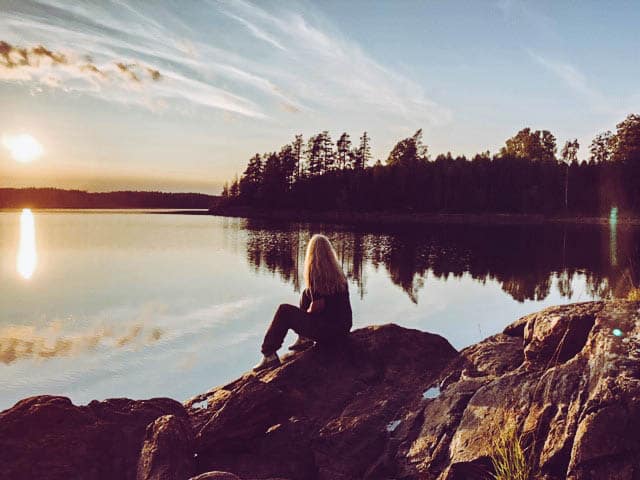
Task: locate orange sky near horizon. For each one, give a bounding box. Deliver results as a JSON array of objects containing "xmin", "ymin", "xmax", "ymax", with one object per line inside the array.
[{"xmin": 1, "ymin": 151, "xmax": 221, "ymax": 194}]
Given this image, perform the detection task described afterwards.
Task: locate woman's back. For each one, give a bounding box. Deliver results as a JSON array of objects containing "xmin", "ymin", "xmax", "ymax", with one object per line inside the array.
[{"xmin": 304, "ymin": 286, "xmax": 352, "ymax": 332}]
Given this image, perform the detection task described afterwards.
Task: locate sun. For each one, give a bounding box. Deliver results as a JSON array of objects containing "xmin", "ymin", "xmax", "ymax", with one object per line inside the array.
[{"xmin": 2, "ymin": 134, "xmax": 44, "ymax": 163}]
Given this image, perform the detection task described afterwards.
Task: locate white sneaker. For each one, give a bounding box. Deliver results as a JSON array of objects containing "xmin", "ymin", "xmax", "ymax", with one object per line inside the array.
[{"xmin": 252, "ymin": 353, "xmax": 281, "ymax": 372}]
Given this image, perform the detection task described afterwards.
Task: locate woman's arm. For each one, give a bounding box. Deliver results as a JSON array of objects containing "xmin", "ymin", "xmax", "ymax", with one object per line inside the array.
[
  {"xmin": 307, "ymin": 297, "xmax": 326, "ymax": 314},
  {"xmin": 300, "ymin": 288, "xmax": 312, "ymax": 311}
]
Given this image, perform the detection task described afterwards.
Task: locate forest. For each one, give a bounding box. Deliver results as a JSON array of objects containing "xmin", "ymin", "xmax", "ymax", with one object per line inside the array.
[
  {"xmin": 0, "ymin": 188, "xmax": 216, "ymax": 209},
  {"xmin": 220, "ymin": 114, "xmax": 640, "ymax": 216}
]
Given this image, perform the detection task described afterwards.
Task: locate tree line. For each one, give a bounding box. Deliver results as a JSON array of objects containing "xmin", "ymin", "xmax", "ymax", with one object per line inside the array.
[
  {"xmin": 220, "ymin": 113, "xmax": 640, "ymax": 216},
  {"xmin": 0, "ymin": 188, "xmax": 216, "ymax": 209}
]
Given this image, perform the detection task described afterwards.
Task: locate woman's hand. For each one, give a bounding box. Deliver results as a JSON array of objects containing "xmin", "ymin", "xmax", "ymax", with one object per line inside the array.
[{"xmin": 307, "ymin": 298, "xmax": 326, "ymax": 314}]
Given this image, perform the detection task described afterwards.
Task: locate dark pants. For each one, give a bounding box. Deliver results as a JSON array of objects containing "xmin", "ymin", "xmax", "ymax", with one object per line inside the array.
[{"xmin": 261, "ymin": 303, "xmax": 347, "ymax": 355}]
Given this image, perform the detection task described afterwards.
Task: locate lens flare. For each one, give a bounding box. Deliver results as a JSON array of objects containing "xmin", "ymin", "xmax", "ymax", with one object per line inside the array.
[
  {"xmin": 609, "ymin": 206, "xmax": 618, "ymax": 267},
  {"xmin": 17, "ymin": 208, "xmax": 37, "ymax": 280}
]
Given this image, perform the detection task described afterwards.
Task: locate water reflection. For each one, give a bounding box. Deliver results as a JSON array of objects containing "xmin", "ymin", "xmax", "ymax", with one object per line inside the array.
[
  {"xmin": 0, "ymin": 321, "xmax": 164, "ymax": 365},
  {"xmin": 610, "ymin": 223, "xmax": 618, "ymax": 267},
  {"xmin": 609, "ymin": 207, "xmax": 619, "ymax": 267},
  {"xmin": 3, "ymin": 211, "xmax": 639, "ymax": 409},
  {"xmin": 17, "ymin": 208, "xmax": 37, "ymax": 279},
  {"xmin": 237, "ymin": 221, "xmax": 640, "ymax": 303}
]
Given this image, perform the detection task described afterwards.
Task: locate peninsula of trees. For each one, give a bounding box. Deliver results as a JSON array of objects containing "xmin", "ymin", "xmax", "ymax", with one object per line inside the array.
[
  {"xmin": 0, "ymin": 188, "xmax": 216, "ymax": 209},
  {"xmin": 219, "ymin": 114, "xmax": 640, "ymax": 217}
]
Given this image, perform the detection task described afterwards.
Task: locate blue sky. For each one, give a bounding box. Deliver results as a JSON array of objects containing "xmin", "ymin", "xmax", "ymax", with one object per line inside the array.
[{"xmin": 1, "ymin": 0, "xmax": 639, "ymax": 193}]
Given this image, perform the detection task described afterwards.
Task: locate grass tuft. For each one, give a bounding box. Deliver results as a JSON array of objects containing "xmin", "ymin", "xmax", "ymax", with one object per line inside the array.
[
  {"xmin": 490, "ymin": 422, "xmax": 533, "ymax": 480},
  {"xmin": 627, "ymin": 287, "xmax": 640, "ymax": 301}
]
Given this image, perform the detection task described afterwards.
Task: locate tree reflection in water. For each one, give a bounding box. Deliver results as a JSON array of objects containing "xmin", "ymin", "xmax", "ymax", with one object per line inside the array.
[{"xmin": 234, "ymin": 220, "xmax": 640, "ymax": 304}]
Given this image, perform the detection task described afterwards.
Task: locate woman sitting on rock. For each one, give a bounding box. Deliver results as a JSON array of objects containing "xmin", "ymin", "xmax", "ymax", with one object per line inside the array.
[{"xmin": 253, "ymin": 234, "xmax": 353, "ymax": 372}]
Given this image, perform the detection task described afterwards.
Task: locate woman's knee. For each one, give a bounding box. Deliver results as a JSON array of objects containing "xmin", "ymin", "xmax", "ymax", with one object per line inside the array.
[{"xmin": 275, "ymin": 303, "xmax": 297, "ymax": 318}]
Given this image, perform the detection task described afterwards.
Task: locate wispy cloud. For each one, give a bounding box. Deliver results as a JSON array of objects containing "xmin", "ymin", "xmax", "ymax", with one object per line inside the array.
[
  {"xmin": 495, "ymin": 0, "xmax": 558, "ymax": 39},
  {"xmin": 0, "ymin": 0, "xmax": 448, "ymax": 126},
  {"xmin": 527, "ymin": 50, "xmax": 612, "ymax": 114},
  {"xmin": 223, "ymin": 10, "xmax": 286, "ymax": 51},
  {"xmin": 217, "ymin": 0, "xmax": 450, "ymax": 124}
]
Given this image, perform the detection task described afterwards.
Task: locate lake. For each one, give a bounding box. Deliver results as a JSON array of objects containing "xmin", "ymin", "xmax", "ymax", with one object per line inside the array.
[{"xmin": 1, "ymin": 209, "xmax": 638, "ymax": 410}]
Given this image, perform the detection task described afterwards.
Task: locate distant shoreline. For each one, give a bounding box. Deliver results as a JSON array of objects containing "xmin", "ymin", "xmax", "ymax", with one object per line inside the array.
[
  {"xmin": 3, "ymin": 204, "xmax": 637, "ymax": 226},
  {"xmin": 1, "ymin": 208, "xmax": 210, "ymax": 212},
  {"xmin": 0, "ymin": 188, "xmax": 217, "ymax": 210},
  {"xmin": 192, "ymin": 206, "xmax": 640, "ymax": 227}
]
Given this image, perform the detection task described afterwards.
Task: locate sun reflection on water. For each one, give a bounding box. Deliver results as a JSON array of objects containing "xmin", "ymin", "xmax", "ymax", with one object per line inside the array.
[{"xmin": 17, "ymin": 208, "xmax": 37, "ymax": 280}]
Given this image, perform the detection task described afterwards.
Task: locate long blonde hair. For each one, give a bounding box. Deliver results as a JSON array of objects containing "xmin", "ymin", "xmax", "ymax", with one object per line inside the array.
[{"xmin": 303, "ymin": 234, "xmax": 347, "ymax": 296}]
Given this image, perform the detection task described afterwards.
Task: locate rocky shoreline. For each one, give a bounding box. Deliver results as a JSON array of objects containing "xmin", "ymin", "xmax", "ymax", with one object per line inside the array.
[{"xmin": 1, "ymin": 301, "xmax": 638, "ymax": 479}]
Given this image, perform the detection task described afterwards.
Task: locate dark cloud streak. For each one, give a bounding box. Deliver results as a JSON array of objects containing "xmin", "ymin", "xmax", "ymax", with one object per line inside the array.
[
  {"xmin": 0, "ymin": 40, "xmax": 68, "ymax": 68},
  {"xmin": 116, "ymin": 62, "xmax": 140, "ymax": 82},
  {"xmin": 80, "ymin": 63, "xmax": 104, "ymax": 76},
  {"xmin": 31, "ymin": 45, "xmax": 68, "ymax": 64},
  {"xmin": 147, "ymin": 67, "xmax": 161, "ymax": 81},
  {"xmin": 0, "ymin": 39, "xmax": 161, "ymax": 85}
]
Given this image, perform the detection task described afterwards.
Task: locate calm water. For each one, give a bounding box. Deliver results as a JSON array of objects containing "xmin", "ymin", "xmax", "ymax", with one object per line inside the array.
[{"xmin": 1, "ymin": 210, "xmax": 638, "ymax": 410}]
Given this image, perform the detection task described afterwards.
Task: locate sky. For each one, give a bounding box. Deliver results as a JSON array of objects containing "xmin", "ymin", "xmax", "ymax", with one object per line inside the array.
[{"xmin": 0, "ymin": 0, "xmax": 639, "ymax": 194}]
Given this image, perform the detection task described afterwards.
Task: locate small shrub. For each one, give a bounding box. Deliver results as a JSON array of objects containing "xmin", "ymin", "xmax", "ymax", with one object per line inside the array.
[{"xmin": 490, "ymin": 422, "xmax": 533, "ymax": 480}]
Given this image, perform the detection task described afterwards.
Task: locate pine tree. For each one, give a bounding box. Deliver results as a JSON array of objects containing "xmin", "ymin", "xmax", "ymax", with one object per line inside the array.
[
  {"xmin": 561, "ymin": 139, "xmax": 579, "ymax": 210},
  {"xmin": 239, "ymin": 154, "xmax": 263, "ymax": 201},
  {"xmin": 292, "ymin": 134, "xmax": 304, "ymax": 180},
  {"xmin": 306, "ymin": 134, "xmax": 324, "ymax": 176},
  {"xmin": 244, "ymin": 154, "xmax": 263, "ymax": 183},
  {"xmin": 278, "ymin": 144, "xmax": 297, "ymax": 188},
  {"xmin": 321, "ymin": 130, "xmax": 335, "ymax": 172},
  {"xmin": 589, "ymin": 132, "xmax": 614, "ymax": 163},
  {"xmin": 355, "ymin": 131, "xmax": 371, "ymax": 169},
  {"xmin": 261, "ymin": 152, "xmax": 286, "ymax": 205},
  {"xmin": 612, "ymin": 114, "xmax": 640, "ymax": 163},
  {"xmin": 336, "ymin": 132, "xmax": 352, "ymax": 169},
  {"xmin": 229, "ymin": 174, "xmax": 239, "ymax": 197}
]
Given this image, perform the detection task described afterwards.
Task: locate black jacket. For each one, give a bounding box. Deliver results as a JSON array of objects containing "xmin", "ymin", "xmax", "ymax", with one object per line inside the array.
[{"xmin": 300, "ymin": 286, "xmax": 352, "ymax": 334}]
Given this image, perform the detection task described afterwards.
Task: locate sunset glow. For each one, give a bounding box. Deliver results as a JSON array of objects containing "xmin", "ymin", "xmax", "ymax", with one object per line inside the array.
[{"xmin": 2, "ymin": 134, "xmax": 43, "ymax": 163}]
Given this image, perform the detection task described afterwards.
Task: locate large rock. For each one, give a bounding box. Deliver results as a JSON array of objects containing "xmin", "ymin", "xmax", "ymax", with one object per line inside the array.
[
  {"xmin": 0, "ymin": 395, "xmax": 187, "ymax": 480},
  {"xmin": 185, "ymin": 324, "xmax": 458, "ymax": 480},
  {"xmin": 395, "ymin": 300, "xmax": 640, "ymax": 480},
  {"xmin": 137, "ymin": 414, "xmax": 195, "ymax": 480}
]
